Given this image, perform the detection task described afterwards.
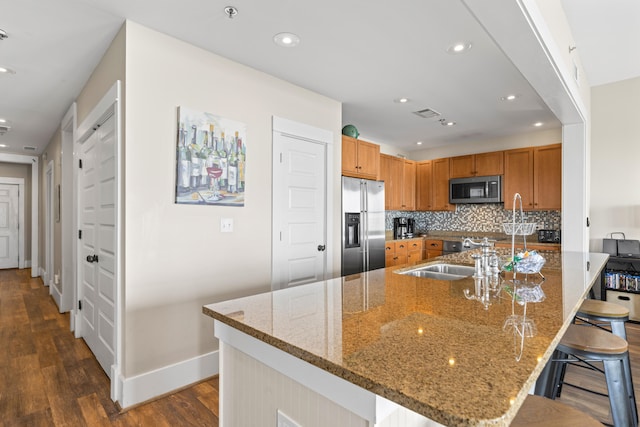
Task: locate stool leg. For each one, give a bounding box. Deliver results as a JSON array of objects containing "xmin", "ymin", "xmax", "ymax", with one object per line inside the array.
[
  {"xmin": 535, "ymin": 350, "xmax": 562, "ymax": 399},
  {"xmin": 611, "ymin": 320, "xmax": 628, "ymax": 341},
  {"xmin": 553, "ymin": 350, "xmax": 570, "ymax": 398},
  {"xmin": 622, "ymin": 351, "xmax": 638, "ymax": 425},
  {"xmin": 603, "ymin": 358, "xmax": 635, "ymax": 427}
]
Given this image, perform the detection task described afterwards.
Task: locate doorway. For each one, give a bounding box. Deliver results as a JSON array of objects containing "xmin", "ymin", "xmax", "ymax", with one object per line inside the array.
[
  {"xmin": 45, "ymin": 161, "xmax": 54, "ymax": 287},
  {"xmin": 74, "ymin": 82, "xmax": 121, "ymax": 400},
  {"xmin": 0, "ymin": 183, "xmax": 19, "ymax": 269},
  {"xmin": 271, "ymin": 116, "xmax": 334, "ymax": 289},
  {"xmin": 0, "ymin": 177, "xmax": 25, "ymax": 270}
]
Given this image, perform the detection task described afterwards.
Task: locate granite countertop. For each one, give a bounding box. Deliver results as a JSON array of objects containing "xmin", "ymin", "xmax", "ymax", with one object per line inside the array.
[
  {"xmin": 385, "ymin": 230, "xmax": 560, "ymax": 248},
  {"xmin": 203, "ymin": 251, "xmax": 607, "ymax": 426}
]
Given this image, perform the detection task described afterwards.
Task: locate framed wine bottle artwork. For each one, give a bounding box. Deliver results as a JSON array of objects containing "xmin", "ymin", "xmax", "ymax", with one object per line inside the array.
[{"xmin": 175, "ymin": 106, "xmax": 246, "ymax": 206}]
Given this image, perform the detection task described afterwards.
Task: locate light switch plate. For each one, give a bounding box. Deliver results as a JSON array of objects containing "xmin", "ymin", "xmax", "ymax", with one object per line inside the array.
[
  {"xmin": 276, "ymin": 410, "xmax": 301, "ymax": 427},
  {"xmin": 220, "ymin": 218, "xmax": 234, "ymax": 233}
]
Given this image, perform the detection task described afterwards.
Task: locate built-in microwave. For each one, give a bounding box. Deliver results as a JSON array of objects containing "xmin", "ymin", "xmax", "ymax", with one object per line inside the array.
[{"xmin": 449, "ymin": 175, "xmax": 502, "ymax": 204}]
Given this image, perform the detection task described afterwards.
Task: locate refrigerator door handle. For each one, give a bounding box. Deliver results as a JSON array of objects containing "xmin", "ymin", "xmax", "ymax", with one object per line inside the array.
[{"xmin": 362, "ymin": 180, "xmax": 369, "ymax": 271}]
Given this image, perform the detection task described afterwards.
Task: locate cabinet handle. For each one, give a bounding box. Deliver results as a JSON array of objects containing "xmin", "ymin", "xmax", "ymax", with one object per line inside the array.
[
  {"xmin": 386, "ymin": 247, "xmax": 392, "ymax": 251},
  {"xmin": 399, "ymin": 244, "xmax": 405, "ymax": 249},
  {"xmin": 618, "ymin": 295, "xmax": 631, "ymax": 301}
]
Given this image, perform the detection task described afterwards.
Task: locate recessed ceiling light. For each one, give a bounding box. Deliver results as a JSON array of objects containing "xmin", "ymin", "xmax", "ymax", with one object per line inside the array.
[
  {"xmin": 0, "ymin": 66, "xmax": 16, "ymax": 74},
  {"xmin": 501, "ymin": 94, "xmax": 520, "ymax": 101},
  {"xmin": 273, "ymin": 32, "xmax": 300, "ymax": 48},
  {"xmin": 533, "ymin": 122, "xmax": 544, "ymax": 127},
  {"xmin": 0, "ymin": 144, "xmax": 6, "ymax": 148},
  {"xmin": 440, "ymin": 119, "xmax": 456, "ymax": 126},
  {"xmin": 416, "ymin": 141, "xmax": 423, "ymax": 145},
  {"xmin": 447, "ymin": 42, "xmax": 472, "ymax": 54},
  {"xmin": 394, "ymin": 97, "xmax": 409, "ymax": 103},
  {"xmin": 0, "ymin": 118, "xmax": 6, "ymax": 123}
]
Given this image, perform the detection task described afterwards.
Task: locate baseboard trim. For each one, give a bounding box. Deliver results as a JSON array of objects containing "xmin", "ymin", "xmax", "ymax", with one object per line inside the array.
[{"xmin": 117, "ymin": 350, "xmax": 219, "ymax": 409}]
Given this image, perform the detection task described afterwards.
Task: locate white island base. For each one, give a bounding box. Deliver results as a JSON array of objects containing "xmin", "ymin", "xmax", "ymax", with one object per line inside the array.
[{"xmin": 215, "ymin": 320, "xmax": 443, "ymax": 427}]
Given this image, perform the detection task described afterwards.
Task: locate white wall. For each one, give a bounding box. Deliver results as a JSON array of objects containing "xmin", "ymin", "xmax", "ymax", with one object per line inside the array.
[
  {"xmin": 589, "ymin": 76, "xmax": 640, "ymax": 250},
  {"xmin": 122, "ymin": 21, "xmax": 342, "ymax": 377}
]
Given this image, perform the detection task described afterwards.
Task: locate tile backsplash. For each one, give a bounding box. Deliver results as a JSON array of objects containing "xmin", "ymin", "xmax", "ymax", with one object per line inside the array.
[{"xmin": 385, "ymin": 204, "xmax": 561, "ymax": 233}]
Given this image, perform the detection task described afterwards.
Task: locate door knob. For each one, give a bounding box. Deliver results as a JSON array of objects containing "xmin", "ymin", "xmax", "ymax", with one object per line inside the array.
[
  {"xmin": 86, "ymin": 255, "xmax": 98, "ymax": 263},
  {"xmin": 317, "ymin": 245, "xmax": 326, "ymax": 252}
]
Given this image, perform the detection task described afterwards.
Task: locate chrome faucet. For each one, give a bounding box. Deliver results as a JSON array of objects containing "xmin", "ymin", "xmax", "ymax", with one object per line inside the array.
[{"xmin": 463, "ymin": 237, "xmax": 497, "ymax": 279}]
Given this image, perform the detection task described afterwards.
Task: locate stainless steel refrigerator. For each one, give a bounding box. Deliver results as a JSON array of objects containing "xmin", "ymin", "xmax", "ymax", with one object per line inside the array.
[{"xmin": 341, "ymin": 177, "xmax": 386, "ymax": 275}]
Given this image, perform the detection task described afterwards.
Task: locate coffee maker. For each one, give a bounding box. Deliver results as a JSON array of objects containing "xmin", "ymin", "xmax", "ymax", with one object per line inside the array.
[{"xmin": 393, "ymin": 217, "xmax": 415, "ymax": 239}]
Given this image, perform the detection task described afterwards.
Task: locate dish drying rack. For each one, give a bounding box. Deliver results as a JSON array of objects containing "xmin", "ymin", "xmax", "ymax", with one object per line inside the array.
[
  {"xmin": 501, "ymin": 193, "xmax": 546, "ymax": 361},
  {"xmin": 502, "ymin": 193, "xmax": 545, "ymax": 280}
]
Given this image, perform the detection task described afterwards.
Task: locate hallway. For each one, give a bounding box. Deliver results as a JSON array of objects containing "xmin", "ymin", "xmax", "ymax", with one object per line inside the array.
[{"xmin": 0, "ymin": 269, "xmax": 219, "ymax": 426}]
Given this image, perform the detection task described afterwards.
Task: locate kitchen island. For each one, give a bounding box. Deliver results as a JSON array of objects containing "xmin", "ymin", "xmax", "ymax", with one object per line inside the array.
[{"xmin": 203, "ymin": 251, "xmax": 607, "ymax": 426}]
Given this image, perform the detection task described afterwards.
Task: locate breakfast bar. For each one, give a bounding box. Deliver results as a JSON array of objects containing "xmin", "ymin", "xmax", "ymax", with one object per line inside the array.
[{"xmin": 203, "ymin": 251, "xmax": 608, "ymax": 426}]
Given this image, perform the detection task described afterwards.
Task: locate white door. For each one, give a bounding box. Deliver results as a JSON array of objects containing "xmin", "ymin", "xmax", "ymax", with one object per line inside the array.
[
  {"xmin": 0, "ymin": 184, "xmax": 19, "ymax": 269},
  {"xmin": 272, "ymin": 132, "xmax": 327, "ymax": 289},
  {"xmin": 78, "ymin": 113, "xmax": 116, "ymax": 377}
]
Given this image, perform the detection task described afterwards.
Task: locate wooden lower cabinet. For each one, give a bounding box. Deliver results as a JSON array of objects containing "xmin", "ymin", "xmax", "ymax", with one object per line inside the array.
[
  {"xmin": 407, "ymin": 239, "xmax": 423, "ymax": 265},
  {"xmin": 425, "ymin": 239, "xmax": 443, "ymax": 259},
  {"xmin": 386, "ymin": 239, "xmax": 423, "ymax": 267}
]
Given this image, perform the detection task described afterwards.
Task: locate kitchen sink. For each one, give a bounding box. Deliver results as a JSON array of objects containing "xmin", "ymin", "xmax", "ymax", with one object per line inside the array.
[{"xmin": 397, "ymin": 263, "xmax": 476, "ymax": 281}]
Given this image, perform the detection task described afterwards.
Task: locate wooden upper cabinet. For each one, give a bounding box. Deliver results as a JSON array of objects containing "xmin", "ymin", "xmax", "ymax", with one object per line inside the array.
[
  {"xmin": 416, "ymin": 161, "xmax": 433, "ymax": 211},
  {"xmin": 380, "ymin": 154, "xmax": 403, "ymax": 210},
  {"xmin": 432, "ymin": 158, "xmax": 454, "ymax": 211},
  {"xmin": 416, "ymin": 159, "xmax": 453, "ymax": 211},
  {"xmin": 449, "ymin": 155, "xmax": 475, "ymax": 178},
  {"xmin": 450, "ymin": 151, "xmax": 504, "ymax": 178},
  {"xmin": 341, "ymin": 136, "xmax": 380, "ymax": 179},
  {"xmin": 533, "ymin": 144, "xmax": 561, "ymax": 210},
  {"xmin": 379, "ymin": 155, "xmax": 415, "ymax": 210},
  {"xmin": 504, "ymin": 144, "xmax": 561, "ymax": 210},
  {"xmin": 504, "ymin": 147, "xmax": 535, "ymax": 208},
  {"xmin": 402, "ymin": 160, "xmax": 416, "ymax": 211},
  {"xmin": 475, "ymin": 151, "xmax": 504, "ymax": 176}
]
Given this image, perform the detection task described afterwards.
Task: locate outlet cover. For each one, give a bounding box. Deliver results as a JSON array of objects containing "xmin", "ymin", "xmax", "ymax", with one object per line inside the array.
[
  {"xmin": 277, "ymin": 410, "xmax": 301, "ymax": 427},
  {"xmin": 220, "ymin": 218, "xmax": 234, "ymax": 233}
]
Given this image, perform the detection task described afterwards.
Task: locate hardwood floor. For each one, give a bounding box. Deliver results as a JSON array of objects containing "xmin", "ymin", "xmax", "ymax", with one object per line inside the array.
[
  {"xmin": 2, "ymin": 267, "xmax": 638, "ymax": 426},
  {"xmin": 0, "ymin": 268, "xmax": 218, "ymax": 426}
]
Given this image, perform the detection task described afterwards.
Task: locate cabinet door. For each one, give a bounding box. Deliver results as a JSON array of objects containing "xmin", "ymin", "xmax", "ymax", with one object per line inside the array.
[
  {"xmin": 395, "ymin": 241, "xmax": 408, "ymax": 265},
  {"xmin": 475, "ymin": 151, "xmax": 504, "ymax": 176},
  {"xmin": 533, "ymin": 144, "xmax": 561, "ymax": 210},
  {"xmin": 432, "ymin": 158, "xmax": 454, "ymax": 211},
  {"xmin": 341, "ymin": 136, "xmax": 358, "ymax": 176},
  {"xmin": 426, "ymin": 250, "xmax": 443, "ymax": 259},
  {"xmin": 504, "ymin": 148, "xmax": 534, "ymax": 209},
  {"xmin": 379, "ymin": 154, "xmax": 393, "ymax": 210},
  {"xmin": 356, "ymin": 140, "xmax": 380, "ymax": 179},
  {"xmin": 416, "ymin": 161, "xmax": 433, "ymax": 210},
  {"xmin": 385, "ymin": 241, "xmax": 396, "ymax": 267},
  {"xmin": 449, "ymin": 155, "xmax": 475, "ymax": 178},
  {"xmin": 388, "ymin": 156, "xmax": 404, "ymax": 210},
  {"xmin": 402, "ymin": 160, "xmax": 416, "ymax": 210}
]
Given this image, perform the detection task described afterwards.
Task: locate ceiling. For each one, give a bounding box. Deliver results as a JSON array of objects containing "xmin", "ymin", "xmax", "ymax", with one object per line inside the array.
[{"xmin": 0, "ymin": 0, "xmax": 638, "ymax": 156}]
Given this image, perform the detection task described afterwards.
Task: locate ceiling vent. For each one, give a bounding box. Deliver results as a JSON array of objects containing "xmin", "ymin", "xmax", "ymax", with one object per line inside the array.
[
  {"xmin": 23, "ymin": 146, "xmax": 36, "ymax": 151},
  {"xmin": 413, "ymin": 108, "xmax": 441, "ymax": 119},
  {"xmin": 0, "ymin": 124, "xmax": 10, "ymax": 135}
]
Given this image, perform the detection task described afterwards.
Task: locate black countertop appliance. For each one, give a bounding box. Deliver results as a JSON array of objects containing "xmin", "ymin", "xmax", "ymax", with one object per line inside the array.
[{"xmin": 393, "ymin": 217, "xmax": 415, "ymax": 239}]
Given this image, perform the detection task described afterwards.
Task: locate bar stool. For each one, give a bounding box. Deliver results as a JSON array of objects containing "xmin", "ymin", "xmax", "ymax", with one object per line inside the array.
[
  {"xmin": 547, "ymin": 324, "xmax": 637, "ymax": 427},
  {"xmin": 556, "ymin": 299, "xmax": 633, "ymax": 398},
  {"xmin": 512, "ymin": 395, "xmax": 603, "ymax": 426},
  {"xmin": 575, "ymin": 299, "xmax": 630, "ymax": 340}
]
